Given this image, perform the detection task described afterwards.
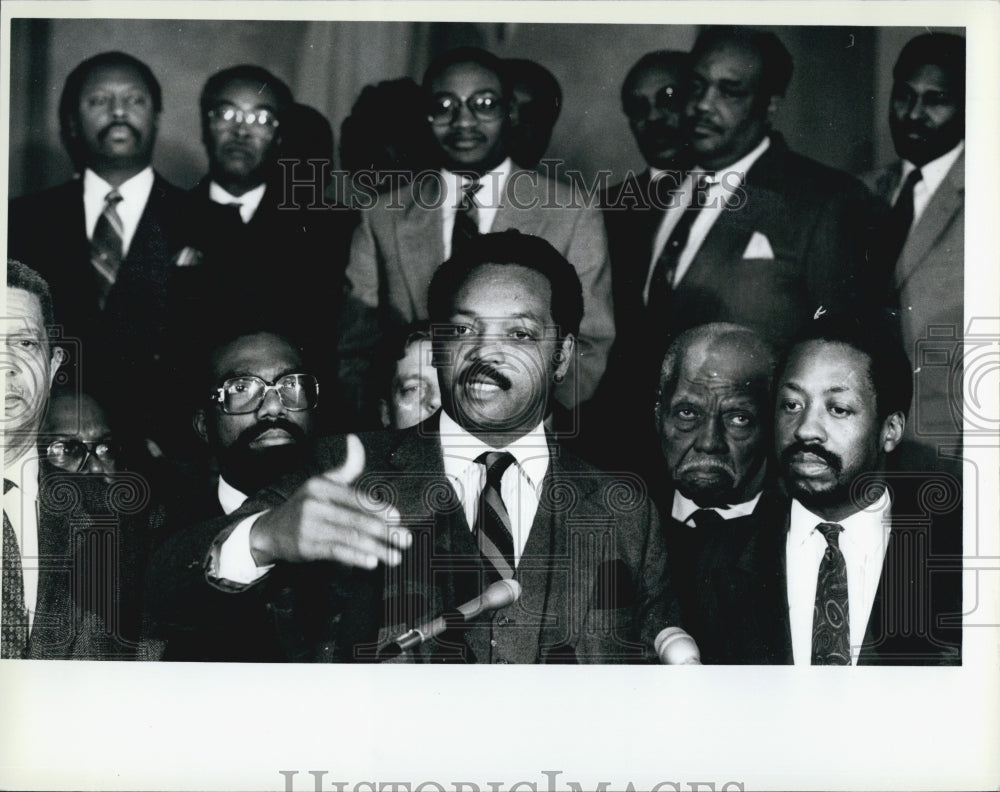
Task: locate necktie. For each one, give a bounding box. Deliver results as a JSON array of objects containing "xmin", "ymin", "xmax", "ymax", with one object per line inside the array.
[
  {"xmin": 688, "ymin": 508, "xmax": 725, "ymax": 530},
  {"xmin": 451, "ymin": 177, "xmax": 481, "ymax": 258},
  {"xmin": 91, "ymin": 189, "xmax": 125, "ymax": 309},
  {"xmin": 475, "ymin": 451, "xmax": 517, "ymax": 582},
  {"xmin": 811, "ymin": 522, "xmax": 850, "ymax": 665},
  {"xmin": 647, "ymin": 172, "xmax": 712, "ymax": 315},
  {"xmin": 879, "ymin": 167, "xmax": 923, "ymax": 302},
  {"xmin": 2, "ymin": 478, "xmax": 29, "ymax": 659}
]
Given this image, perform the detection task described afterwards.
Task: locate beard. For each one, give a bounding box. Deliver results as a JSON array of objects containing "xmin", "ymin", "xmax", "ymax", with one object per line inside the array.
[{"xmin": 216, "ymin": 419, "xmax": 312, "ymax": 497}]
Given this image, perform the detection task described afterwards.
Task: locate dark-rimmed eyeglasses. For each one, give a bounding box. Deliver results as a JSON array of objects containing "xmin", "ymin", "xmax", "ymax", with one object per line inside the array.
[
  {"xmin": 211, "ymin": 374, "xmax": 319, "ymax": 415},
  {"xmin": 45, "ymin": 438, "xmax": 116, "ymax": 473},
  {"xmin": 427, "ymin": 91, "xmax": 505, "ymax": 126},
  {"xmin": 623, "ymin": 86, "xmax": 680, "ymax": 121},
  {"xmin": 208, "ymin": 104, "xmax": 280, "ymax": 132}
]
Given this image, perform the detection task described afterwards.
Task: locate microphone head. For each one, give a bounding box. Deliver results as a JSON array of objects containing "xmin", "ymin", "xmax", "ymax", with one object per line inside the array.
[
  {"xmin": 482, "ymin": 578, "xmax": 521, "ymax": 610},
  {"xmin": 655, "ymin": 626, "xmax": 702, "ymax": 665}
]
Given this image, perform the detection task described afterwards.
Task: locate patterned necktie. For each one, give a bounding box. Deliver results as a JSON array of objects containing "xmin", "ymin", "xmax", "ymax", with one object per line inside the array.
[
  {"xmin": 812, "ymin": 521, "xmax": 851, "ymax": 665},
  {"xmin": 91, "ymin": 188, "xmax": 125, "ymax": 309},
  {"xmin": 451, "ymin": 177, "xmax": 481, "ymax": 258},
  {"xmin": 647, "ymin": 171, "xmax": 712, "ymax": 315},
  {"xmin": 2, "ymin": 478, "xmax": 29, "ymax": 659},
  {"xmin": 475, "ymin": 451, "xmax": 517, "ymax": 582},
  {"xmin": 879, "ymin": 167, "xmax": 923, "ymax": 302}
]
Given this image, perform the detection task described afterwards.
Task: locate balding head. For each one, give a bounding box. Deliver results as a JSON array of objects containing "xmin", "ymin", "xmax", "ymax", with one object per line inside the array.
[{"xmin": 655, "ymin": 323, "xmax": 776, "ymax": 507}]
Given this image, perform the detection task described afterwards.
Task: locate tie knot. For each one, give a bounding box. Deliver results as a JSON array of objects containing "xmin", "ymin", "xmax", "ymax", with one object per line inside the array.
[
  {"xmin": 816, "ymin": 522, "xmax": 844, "ymax": 547},
  {"xmin": 688, "ymin": 508, "xmax": 724, "ymax": 529},
  {"xmin": 900, "ymin": 167, "xmax": 923, "ymax": 193},
  {"xmin": 477, "ymin": 451, "xmax": 516, "ymax": 487},
  {"xmin": 3, "ymin": 479, "xmax": 14, "ymax": 495},
  {"xmin": 105, "ymin": 189, "xmax": 123, "ymax": 207}
]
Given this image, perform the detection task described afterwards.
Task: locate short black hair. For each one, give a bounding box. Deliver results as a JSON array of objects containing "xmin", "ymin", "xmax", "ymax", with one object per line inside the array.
[
  {"xmin": 427, "ymin": 230, "xmax": 584, "ymax": 340},
  {"xmin": 199, "ymin": 64, "xmax": 294, "ymax": 125},
  {"xmin": 691, "ymin": 26, "xmax": 793, "ymax": 100},
  {"xmin": 422, "ymin": 46, "xmax": 509, "ymax": 98},
  {"xmin": 893, "ymin": 33, "xmax": 966, "ymax": 97},
  {"xmin": 7, "ymin": 258, "xmax": 56, "ymax": 330},
  {"xmin": 621, "ymin": 49, "xmax": 689, "ymax": 104},
  {"xmin": 59, "ymin": 51, "xmax": 163, "ymax": 170},
  {"xmin": 505, "ymin": 58, "xmax": 562, "ymax": 117},
  {"xmin": 780, "ymin": 313, "xmax": 914, "ymax": 422}
]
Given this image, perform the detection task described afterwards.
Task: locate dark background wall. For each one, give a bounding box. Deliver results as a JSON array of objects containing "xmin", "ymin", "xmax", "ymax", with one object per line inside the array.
[{"xmin": 6, "ymin": 19, "xmax": 963, "ymax": 198}]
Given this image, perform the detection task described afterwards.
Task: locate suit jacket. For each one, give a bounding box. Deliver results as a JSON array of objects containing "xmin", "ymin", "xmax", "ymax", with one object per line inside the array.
[
  {"xmin": 863, "ymin": 152, "xmax": 965, "ymax": 472},
  {"xmin": 662, "ymin": 134, "xmax": 872, "ymax": 352},
  {"xmin": 147, "ymin": 415, "xmax": 677, "ymax": 663},
  {"xmin": 687, "ymin": 477, "xmax": 962, "ymax": 665},
  {"xmin": 24, "ymin": 464, "xmax": 163, "ymax": 660},
  {"xmin": 7, "ymin": 174, "xmax": 196, "ymax": 451},
  {"xmin": 338, "ymin": 168, "xmax": 616, "ymax": 413}
]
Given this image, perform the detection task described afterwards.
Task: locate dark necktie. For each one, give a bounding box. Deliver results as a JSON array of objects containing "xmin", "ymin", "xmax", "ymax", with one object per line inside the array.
[
  {"xmin": 475, "ymin": 451, "xmax": 517, "ymax": 583},
  {"xmin": 91, "ymin": 189, "xmax": 125, "ymax": 309},
  {"xmin": 2, "ymin": 478, "xmax": 29, "ymax": 659},
  {"xmin": 811, "ymin": 521, "xmax": 851, "ymax": 665},
  {"xmin": 879, "ymin": 167, "xmax": 923, "ymax": 301},
  {"xmin": 647, "ymin": 172, "xmax": 712, "ymax": 316},
  {"xmin": 688, "ymin": 508, "xmax": 725, "ymax": 530},
  {"xmin": 451, "ymin": 178, "xmax": 481, "ymax": 258}
]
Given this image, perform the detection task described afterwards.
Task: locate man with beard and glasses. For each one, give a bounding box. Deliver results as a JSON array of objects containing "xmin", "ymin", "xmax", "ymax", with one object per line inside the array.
[
  {"xmin": 7, "ymin": 51, "xmax": 195, "ymax": 457},
  {"xmin": 687, "ymin": 313, "xmax": 961, "ymax": 665},
  {"xmin": 862, "ymin": 33, "xmax": 965, "ymax": 477},
  {"xmin": 149, "ymin": 231, "xmax": 686, "ymax": 664},
  {"xmin": 151, "ymin": 328, "xmax": 320, "ymax": 661}
]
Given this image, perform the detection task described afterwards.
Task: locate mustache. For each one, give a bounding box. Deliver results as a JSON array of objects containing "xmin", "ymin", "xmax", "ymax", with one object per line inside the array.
[
  {"xmin": 443, "ymin": 131, "xmax": 487, "ymax": 144},
  {"xmin": 676, "ymin": 457, "xmax": 737, "ymax": 480},
  {"xmin": 780, "ymin": 441, "xmax": 842, "ymax": 472},
  {"xmin": 233, "ymin": 418, "xmax": 308, "ymax": 450},
  {"xmin": 98, "ymin": 121, "xmax": 141, "ymax": 143},
  {"xmin": 460, "ymin": 361, "xmax": 512, "ymax": 391}
]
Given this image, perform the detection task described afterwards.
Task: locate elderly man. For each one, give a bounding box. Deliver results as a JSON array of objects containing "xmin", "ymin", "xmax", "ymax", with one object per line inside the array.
[
  {"xmin": 3, "ymin": 260, "xmax": 162, "ymax": 659},
  {"xmin": 149, "ymin": 231, "xmax": 682, "ymax": 663},
  {"xmin": 338, "ymin": 47, "xmax": 614, "ymax": 421},
  {"xmin": 41, "ymin": 389, "xmax": 118, "ymax": 482},
  {"xmin": 687, "ymin": 313, "xmax": 962, "ymax": 665}
]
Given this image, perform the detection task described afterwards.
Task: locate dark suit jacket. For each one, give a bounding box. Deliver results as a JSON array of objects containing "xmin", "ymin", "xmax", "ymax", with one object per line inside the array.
[
  {"xmin": 147, "ymin": 415, "xmax": 677, "ymax": 663},
  {"xmin": 25, "ymin": 465, "xmax": 163, "ymax": 660},
  {"xmin": 663, "ymin": 134, "xmax": 872, "ymax": 352},
  {"xmin": 687, "ymin": 477, "xmax": 962, "ymax": 665},
  {"xmin": 7, "ymin": 173, "xmax": 196, "ymax": 451}
]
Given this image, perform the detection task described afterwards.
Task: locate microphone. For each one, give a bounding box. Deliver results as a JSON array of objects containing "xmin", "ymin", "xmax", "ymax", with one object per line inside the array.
[
  {"xmin": 655, "ymin": 626, "xmax": 702, "ymax": 665},
  {"xmin": 377, "ymin": 579, "xmax": 521, "ymax": 660}
]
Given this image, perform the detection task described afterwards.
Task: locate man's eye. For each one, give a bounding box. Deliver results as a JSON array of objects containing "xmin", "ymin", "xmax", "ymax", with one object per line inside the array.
[
  {"xmin": 85, "ymin": 95, "xmax": 110, "ymax": 108},
  {"xmin": 509, "ymin": 329, "xmax": 536, "ymax": 341},
  {"xmin": 829, "ymin": 405, "xmax": 853, "ymax": 417},
  {"xmin": 779, "ymin": 400, "xmax": 801, "ymax": 413},
  {"xmin": 451, "ymin": 324, "xmax": 473, "ymax": 336},
  {"xmin": 674, "ymin": 408, "xmax": 699, "ymax": 421},
  {"xmin": 728, "ymin": 413, "xmax": 753, "ymax": 427}
]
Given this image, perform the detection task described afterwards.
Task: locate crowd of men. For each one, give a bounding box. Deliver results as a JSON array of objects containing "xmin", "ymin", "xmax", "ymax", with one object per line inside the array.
[{"xmin": 3, "ymin": 27, "xmax": 964, "ymax": 664}]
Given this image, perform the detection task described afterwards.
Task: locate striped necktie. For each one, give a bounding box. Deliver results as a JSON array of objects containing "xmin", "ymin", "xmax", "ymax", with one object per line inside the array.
[
  {"xmin": 812, "ymin": 521, "xmax": 851, "ymax": 665},
  {"xmin": 475, "ymin": 451, "xmax": 517, "ymax": 582},
  {"xmin": 2, "ymin": 478, "xmax": 29, "ymax": 659},
  {"xmin": 91, "ymin": 189, "xmax": 125, "ymax": 308}
]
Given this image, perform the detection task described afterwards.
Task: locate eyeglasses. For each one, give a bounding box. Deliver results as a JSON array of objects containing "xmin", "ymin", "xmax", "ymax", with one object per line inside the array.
[
  {"xmin": 45, "ymin": 438, "xmax": 116, "ymax": 473},
  {"xmin": 427, "ymin": 91, "xmax": 505, "ymax": 126},
  {"xmin": 623, "ymin": 86, "xmax": 680, "ymax": 121},
  {"xmin": 211, "ymin": 374, "xmax": 319, "ymax": 415},
  {"xmin": 208, "ymin": 104, "xmax": 280, "ymax": 132}
]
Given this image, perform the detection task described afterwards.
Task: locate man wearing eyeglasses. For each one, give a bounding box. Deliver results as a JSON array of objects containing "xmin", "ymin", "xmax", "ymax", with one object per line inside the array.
[
  {"xmin": 339, "ymin": 46, "xmax": 614, "ymax": 423},
  {"xmin": 41, "ymin": 389, "xmax": 119, "ymax": 483}
]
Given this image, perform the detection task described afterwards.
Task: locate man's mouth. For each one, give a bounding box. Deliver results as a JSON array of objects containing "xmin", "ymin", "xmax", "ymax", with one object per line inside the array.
[
  {"xmin": 100, "ymin": 123, "xmax": 138, "ymax": 143},
  {"xmin": 788, "ymin": 451, "xmax": 834, "ymax": 477},
  {"xmin": 461, "ymin": 364, "xmax": 511, "ymax": 395},
  {"xmin": 446, "ymin": 134, "xmax": 486, "ymax": 150},
  {"xmin": 248, "ymin": 427, "xmax": 295, "ymax": 448}
]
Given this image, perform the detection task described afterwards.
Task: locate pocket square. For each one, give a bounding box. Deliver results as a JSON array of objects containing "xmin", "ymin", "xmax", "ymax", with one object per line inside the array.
[
  {"xmin": 171, "ymin": 246, "xmax": 204, "ymax": 267},
  {"xmin": 742, "ymin": 231, "xmax": 774, "ymax": 259}
]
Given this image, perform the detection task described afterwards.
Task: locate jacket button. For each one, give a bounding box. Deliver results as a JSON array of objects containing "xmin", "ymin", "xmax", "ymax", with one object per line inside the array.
[{"xmin": 490, "ymin": 639, "xmax": 497, "ymax": 647}]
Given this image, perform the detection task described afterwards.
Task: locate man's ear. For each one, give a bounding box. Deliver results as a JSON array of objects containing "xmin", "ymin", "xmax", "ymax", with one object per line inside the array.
[
  {"xmin": 377, "ymin": 398, "xmax": 392, "ymax": 429},
  {"xmin": 553, "ymin": 334, "xmax": 575, "ymax": 381},
  {"xmin": 880, "ymin": 411, "xmax": 905, "ymax": 453},
  {"xmin": 193, "ymin": 409, "xmax": 209, "ymax": 443},
  {"xmin": 48, "ymin": 346, "xmax": 67, "ymax": 388},
  {"xmin": 765, "ymin": 94, "xmax": 782, "ymax": 126}
]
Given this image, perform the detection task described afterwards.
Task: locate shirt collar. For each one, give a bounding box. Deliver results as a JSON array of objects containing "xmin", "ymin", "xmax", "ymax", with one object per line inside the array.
[
  {"xmin": 443, "ymin": 156, "xmax": 512, "ymax": 210},
  {"xmin": 83, "ymin": 166, "xmax": 155, "ymax": 203},
  {"xmin": 217, "ymin": 476, "xmax": 249, "ymax": 515},
  {"xmin": 699, "ymin": 135, "xmax": 771, "ymax": 186},
  {"xmin": 789, "ymin": 487, "xmax": 892, "ymax": 549},
  {"xmin": 901, "ymin": 140, "xmax": 963, "ymax": 198},
  {"xmin": 5, "ymin": 455, "xmax": 39, "ymax": 500},
  {"xmin": 209, "ymin": 181, "xmax": 268, "ymax": 222},
  {"xmin": 671, "ymin": 489, "xmax": 762, "ymax": 524},
  {"xmin": 438, "ymin": 409, "xmax": 549, "ymax": 491}
]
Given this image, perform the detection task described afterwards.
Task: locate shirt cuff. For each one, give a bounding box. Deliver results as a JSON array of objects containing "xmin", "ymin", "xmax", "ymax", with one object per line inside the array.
[{"xmin": 215, "ymin": 512, "xmax": 275, "ymax": 585}]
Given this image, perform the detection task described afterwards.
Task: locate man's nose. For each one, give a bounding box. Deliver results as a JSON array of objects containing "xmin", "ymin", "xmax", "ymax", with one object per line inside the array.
[
  {"xmin": 693, "ymin": 414, "xmax": 727, "ymax": 454},
  {"xmin": 906, "ymin": 96, "xmax": 927, "ymax": 121},
  {"xmin": 452, "ymin": 100, "xmax": 478, "ymax": 128},
  {"xmin": 793, "ymin": 405, "xmax": 826, "ymax": 443},
  {"xmin": 255, "ymin": 387, "xmax": 286, "ymax": 418}
]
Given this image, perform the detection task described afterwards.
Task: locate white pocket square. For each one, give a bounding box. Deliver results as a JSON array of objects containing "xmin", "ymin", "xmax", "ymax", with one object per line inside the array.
[{"xmin": 742, "ymin": 231, "xmax": 774, "ymax": 259}]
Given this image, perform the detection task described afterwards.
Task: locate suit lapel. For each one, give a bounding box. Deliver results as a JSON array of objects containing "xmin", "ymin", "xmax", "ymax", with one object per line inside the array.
[
  {"xmin": 396, "ymin": 176, "xmax": 446, "ymax": 317},
  {"xmin": 495, "ymin": 171, "xmax": 545, "ymax": 236}
]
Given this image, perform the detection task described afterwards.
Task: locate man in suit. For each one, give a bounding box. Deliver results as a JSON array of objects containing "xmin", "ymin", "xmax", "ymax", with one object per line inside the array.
[
  {"xmin": 863, "ymin": 33, "xmax": 965, "ymax": 476},
  {"xmin": 653, "ymin": 323, "xmax": 776, "ymax": 626},
  {"xmin": 689, "ymin": 313, "xmax": 962, "ymax": 665},
  {"xmin": 649, "ymin": 27, "xmax": 869, "ymax": 355},
  {"xmin": 148, "ymin": 232, "xmax": 680, "ymax": 663},
  {"xmin": 339, "ymin": 47, "xmax": 615, "ymax": 420},
  {"xmin": 4, "ymin": 260, "xmax": 162, "ymax": 660},
  {"xmin": 41, "ymin": 389, "xmax": 118, "ymax": 482},
  {"xmin": 503, "ymin": 58, "xmax": 563, "ymax": 169}
]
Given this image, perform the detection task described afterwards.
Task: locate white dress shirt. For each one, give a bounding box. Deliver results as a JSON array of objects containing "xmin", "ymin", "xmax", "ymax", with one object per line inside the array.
[
  {"xmin": 209, "ymin": 181, "xmax": 267, "ymax": 223},
  {"xmin": 895, "ymin": 140, "xmax": 964, "ymax": 226},
  {"xmin": 644, "ymin": 136, "xmax": 771, "ymax": 303},
  {"xmin": 216, "ymin": 477, "xmax": 277, "ymax": 585},
  {"xmin": 785, "ymin": 490, "xmax": 892, "ymax": 665},
  {"xmin": 83, "ymin": 166, "xmax": 155, "ymax": 256},
  {"xmin": 670, "ymin": 490, "xmax": 762, "ymax": 526},
  {"xmin": 439, "ymin": 411, "xmax": 549, "ymax": 568},
  {"xmin": 2, "ymin": 456, "xmax": 40, "ymax": 631},
  {"xmin": 441, "ymin": 157, "xmax": 512, "ymax": 259}
]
